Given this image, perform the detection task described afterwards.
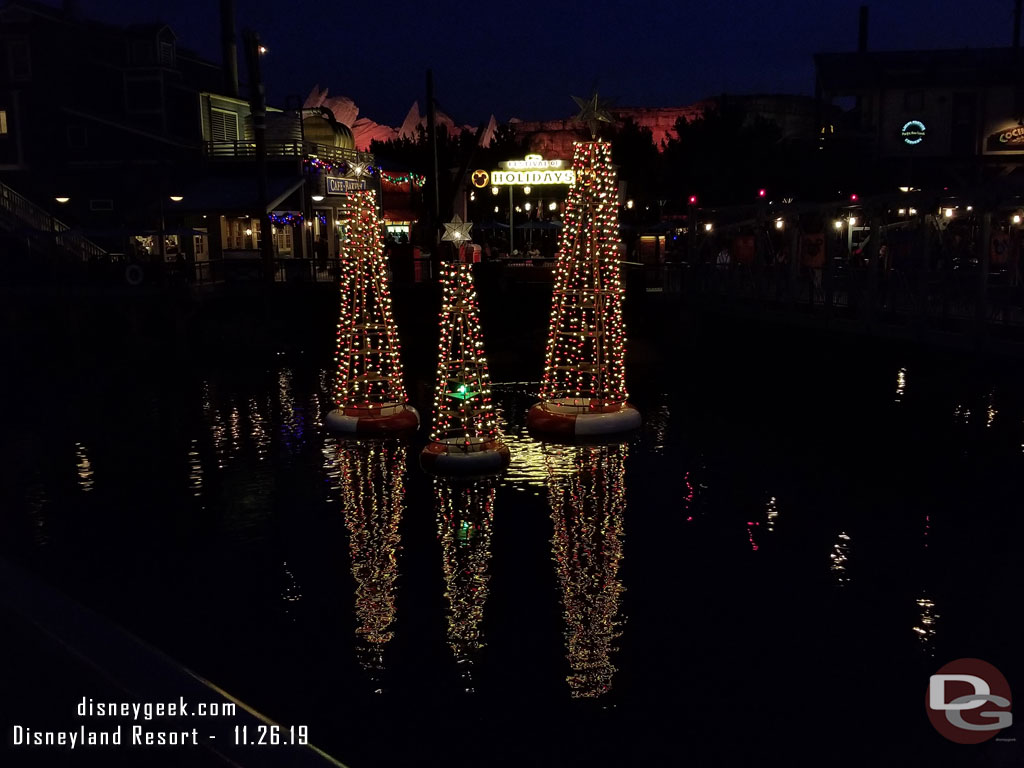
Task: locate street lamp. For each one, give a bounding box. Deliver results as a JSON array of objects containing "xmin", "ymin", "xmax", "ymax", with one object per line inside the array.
[{"xmin": 55, "ymin": 196, "xmax": 70, "ymax": 204}]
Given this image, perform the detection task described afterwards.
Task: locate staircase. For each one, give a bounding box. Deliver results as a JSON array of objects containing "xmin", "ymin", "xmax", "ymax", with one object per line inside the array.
[{"xmin": 0, "ymin": 179, "xmax": 106, "ymax": 261}]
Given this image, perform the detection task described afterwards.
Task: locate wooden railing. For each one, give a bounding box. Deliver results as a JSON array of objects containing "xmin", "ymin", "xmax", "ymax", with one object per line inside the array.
[
  {"xmin": 203, "ymin": 140, "xmax": 373, "ymax": 166},
  {"xmin": 0, "ymin": 180, "xmax": 107, "ymax": 260}
]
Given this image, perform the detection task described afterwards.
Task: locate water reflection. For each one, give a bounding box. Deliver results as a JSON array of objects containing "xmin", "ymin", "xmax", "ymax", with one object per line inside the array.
[
  {"xmin": 646, "ymin": 393, "xmax": 671, "ymax": 454},
  {"xmin": 498, "ymin": 405, "xmax": 549, "ymax": 494},
  {"xmin": 280, "ymin": 560, "xmax": 303, "ymax": 623},
  {"xmin": 986, "ymin": 390, "xmax": 997, "ymax": 429},
  {"xmin": 766, "ymin": 495, "xmax": 779, "ymax": 533},
  {"xmin": 830, "ymin": 532, "xmax": 851, "ymax": 587},
  {"xmin": 331, "ymin": 438, "xmax": 407, "ymax": 690},
  {"xmin": 913, "ymin": 595, "xmax": 939, "ymax": 657},
  {"xmin": 895, "ymin": 367, "xmax": 907, "ymax": 403},
  {"xmin": 546, "ymin": 443, "xmax": 627, "ymax": 699},
  {"xmin": 953, "ymin": 404, "xmax": 971, "ymax": 425},
  {"xmin": 187, "ymin": 439, "xmax": 204, "ymax": 509},
  {"xmin": 74, "ymin": 442, "xmax": 94, "ymax": 493},
  {"xmin": 435, "ymin": 477, "xmax": 496, "ymax": 693}
]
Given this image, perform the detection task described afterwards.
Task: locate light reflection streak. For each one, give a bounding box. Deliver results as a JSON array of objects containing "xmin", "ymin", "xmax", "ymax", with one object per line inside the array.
[
  {"xmin": 435, "ymin": 477, "xmax": 496, "ymax": 693},
  {"xmin": 74, "ymin": 442, "xmax": 93, "ymax": 493},
  {"xmin": 331, "ymin": 439, "xmax": 407, "ymax": 690},
  {"xmin": 546, "ymin": 443, "xmax": 627, "ymax": 699},
  {"xmin": 766, "ymin": 496, "xmax": 779, "ymax": 533},
  {"xmin": 830, "ymin": 532, "xmax": 851, "ymax": 587},
  {"xmin": 280, "ymin": 560, "xmax": 303, "ymax": 622},
  {"xmin": 913, "ymin": 595, "xmax": 939, "ymax": 657},
  {"xmin": 895, "ymin": 367, "xmax": 907, "ymax": 402},
  {"xmin": 986, "ymin": 391, "xmax": 997, "ymax": 429},
  {"xmin": 187, "ymin": 439, "xmax": 203, "ymax": 508},
  {"xmin": 953, "ymin": 404, "xmax": 970, "ymax": 425}
]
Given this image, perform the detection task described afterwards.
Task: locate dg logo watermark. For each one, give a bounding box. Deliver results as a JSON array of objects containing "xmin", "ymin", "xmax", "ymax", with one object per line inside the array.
[{"xmin": 926, "ymin": 658, "xmax": 1013, "ymax": 744}]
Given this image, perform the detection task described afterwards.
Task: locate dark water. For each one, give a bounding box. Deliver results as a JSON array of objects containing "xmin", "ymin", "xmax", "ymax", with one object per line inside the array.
[{"xmin": 1, "ymin": 317, "xmax": 1023, "ymax": 768}]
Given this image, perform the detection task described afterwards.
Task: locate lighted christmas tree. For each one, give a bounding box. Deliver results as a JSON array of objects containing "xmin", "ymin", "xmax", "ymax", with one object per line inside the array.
[
  {"xmin": 435, "ymin": 476, "xmax": 496, "ymax": 692},
  {"xmin": 327, "ymin": 437, "xmax": 407, "ymax": 689},
  {"xmin": 420, "ymin": 252, "xmax": 509, "ymax": 473},
  {"xmin": 528, "ymin": 95, "xmax": 640, "ymax": 437},
  {"xmin": 546, "ymin": 442, "xmax": 627, "ymax": 698},
  {"xmin": 325, "ymin": 189, "xmax": 418, "ymax": 434}
]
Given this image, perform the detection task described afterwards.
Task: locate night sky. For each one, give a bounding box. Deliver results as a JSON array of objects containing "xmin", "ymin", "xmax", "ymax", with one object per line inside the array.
[{"xmin": 70, "ymin": 0, "xmax": 1013, "ymax": 127}]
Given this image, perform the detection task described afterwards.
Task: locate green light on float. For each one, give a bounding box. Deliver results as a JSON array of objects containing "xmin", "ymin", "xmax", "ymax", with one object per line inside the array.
[{"xmin": 447, "ymin": 383, "xmax": 478, "ymax": 401}]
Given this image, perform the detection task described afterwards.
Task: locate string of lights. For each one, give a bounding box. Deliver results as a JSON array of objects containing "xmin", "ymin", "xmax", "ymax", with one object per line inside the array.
[
  {"xmin": 427, "ymin": 262, "xmax": 500, "ymax": 446},
  {"xmin": 436, "ymin": 477, "xmax": 496, "ymax": 688},
  {"xmin": 332, "ymin": 191, "xmax": 410, "ymax": 412},
  {"xmin": 540, "ymin": 141, "xmax": 629, "ymax": 408},
  {"xmin": 546, "ymin": 443, "xmax": 627, "ymax": 699}
]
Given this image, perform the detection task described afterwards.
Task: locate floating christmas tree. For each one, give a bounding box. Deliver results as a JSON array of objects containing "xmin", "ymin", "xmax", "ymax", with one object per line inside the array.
[
  {"xmin": 527, "ymin": 94, "xmax": 640, "ymax": 439},
  {"xmin": 324, "ymin": 190, "xmax": 419, "ymax": 435},
  {"xmin": 546, "ymin": 442, "xmax": 627, "ymax": 698},
  {"xmin": 435, "ymin": 476, "xmax": 496, "ymax": 692},
  {"xmin": 421, "ymin": 224, "xmax": 509, "ymax": 474},
  {"xmin": 327, "ymin": 437, "xmax": 407, "ymax": 690}
]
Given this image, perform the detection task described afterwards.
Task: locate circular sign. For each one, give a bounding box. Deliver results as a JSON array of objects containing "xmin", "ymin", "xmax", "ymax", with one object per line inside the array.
[
  {"xmin": 925, "ymin": 658, "xmax": 1012, "ymax": 744},
  {"xmin": 902, "ymin": 120, "xmax": 926, "ymax": 145},
  {"xmin": 471, "ymin": 170, "xmax": 489, "ymax": 188}
]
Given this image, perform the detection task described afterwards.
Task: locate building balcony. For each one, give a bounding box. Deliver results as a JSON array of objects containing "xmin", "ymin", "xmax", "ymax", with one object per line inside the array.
[{"xmin": 203, "ymin": 140, "xmax": 373, "ymax": 166}]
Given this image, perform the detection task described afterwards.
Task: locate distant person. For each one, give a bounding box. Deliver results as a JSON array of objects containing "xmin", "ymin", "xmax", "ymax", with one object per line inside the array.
[{"xmin": 315, "ymin": 235, "xmax": 329, "ymax": 268}]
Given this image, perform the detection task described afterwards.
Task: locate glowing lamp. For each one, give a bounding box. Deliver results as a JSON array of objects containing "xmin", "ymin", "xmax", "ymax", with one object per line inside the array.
[
  {"xmin": 758, "ymin": 189, "xmax": 766, "ymax": 198},
  {"xmin": 1014, "ymin": 214, "xmax": 1022, "ymax": 225},
  {"xmin": 492, "ymin": 187, "xmax": 500, "ymax": 196},
  {"xmin": 944, "ymin": 208, "xmax": 953, "ymax": 218},
  {"xmin": 312, "ymin": 194, "xmax": 325, "ymax": 202},
  {"xmin": 834, "ymin": 220, "xmax": 843, "ymax": 230},
  {"xmin": 704, "ymin": 223, "xmax": 713, "ymax": 232},
  {"xmin": 689, "ymin": 195, "xmax": 697, "ymax": 205},
  {"xmin": 775, "ymin": 219, "xmax": 784, "ymax": 230},
  {"xmin": 55, "ymin": 196, "xmax": 70, "ymax": 204}
]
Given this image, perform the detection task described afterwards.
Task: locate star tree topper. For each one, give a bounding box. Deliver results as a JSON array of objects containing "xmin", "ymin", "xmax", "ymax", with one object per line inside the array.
[
  {"xmin": 442, "ymin": 214, "xmax": 473, "ymax": 244},
  {"xmin": 572, "ymin": 91, "xmax": 614, "ymax": 139}
]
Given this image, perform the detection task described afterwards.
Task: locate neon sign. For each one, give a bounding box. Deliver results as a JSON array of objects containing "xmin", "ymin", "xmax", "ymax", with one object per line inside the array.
[
  {"xmin": 901, "ymin": 120, "xmax": 926, "ymax": 145},
  {"xmin": 490, "ymin": 169, "xmax": 576, "ymax": 186},
  {"xmin": 480, "ymin": 154, "xmax": 576, "ymax": 186}
]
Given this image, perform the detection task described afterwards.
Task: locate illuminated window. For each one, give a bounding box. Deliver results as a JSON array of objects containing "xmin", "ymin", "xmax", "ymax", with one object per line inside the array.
[{"xmin": 0, "ymin": 110, "xmax": 7, "ymax": 135}]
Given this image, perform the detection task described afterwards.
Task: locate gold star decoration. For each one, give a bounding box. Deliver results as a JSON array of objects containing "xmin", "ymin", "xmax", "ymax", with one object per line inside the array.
[
  {"xmin": 442, "ymin": 214, "xmax": 473, "ymax": 244},
  {"xmin": 572, "ymin": 91, "xmax": 614, "ymax": 139},
  {"xmin": 346, "ymin": 161, "xmax": 368, "ymax": 179}
]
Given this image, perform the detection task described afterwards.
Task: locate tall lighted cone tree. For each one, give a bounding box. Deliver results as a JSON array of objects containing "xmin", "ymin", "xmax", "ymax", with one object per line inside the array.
[
  {"xmin": 324, "ymin": 190, "xmax": 419, "ymax": 435},
  {"xmin": 527, "ymin": 138, "xmax": 641, "ymax": 438},
  {"xmin": 420, "ymin": 259, "xmax": 510, "ymax": 473}
]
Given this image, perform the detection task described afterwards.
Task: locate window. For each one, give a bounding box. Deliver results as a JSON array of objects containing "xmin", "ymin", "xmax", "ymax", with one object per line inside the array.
[
  {"xmin": 0, "ymin": 110, "xmax": 7, "ymax": 135},
  {"xmin": 210, "ymin": 108, "xmax": 239, "ymax": 142},
  {"xmin": 158, "ymin": 41, "xmax": 174, "ymax": 67},
  {"xmin": 7, "ymin": 39, "xmax": 31, "ymax": 81}
]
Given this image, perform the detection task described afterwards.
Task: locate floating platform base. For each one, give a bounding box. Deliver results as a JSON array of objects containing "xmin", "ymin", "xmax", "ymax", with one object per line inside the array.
[
  {"xmin": 324, "ymin": 404, "xmax": 420, "ymax": 435},
  {"xmin": 527, "ymin": 400, "xmax": 642, "ymax": 439},
  {"xmin": 420, "ymin": 439, "xmax": 511, "ymax": 475}
]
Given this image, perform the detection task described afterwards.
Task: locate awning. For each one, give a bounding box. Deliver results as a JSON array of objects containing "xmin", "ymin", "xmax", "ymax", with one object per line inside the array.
[
  {"xmin": 382, "ymin": 208, "xmax": 419, "ymax": 223},
  {"xmin": 171, "ymin": 176, "xmax": 304, "ymax": 215}
]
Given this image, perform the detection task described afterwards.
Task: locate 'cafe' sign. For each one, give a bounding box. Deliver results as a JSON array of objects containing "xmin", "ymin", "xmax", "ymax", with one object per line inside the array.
[{"xmin": 473, "ymin": 154, "xmax": 576, "ymax": 187}]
